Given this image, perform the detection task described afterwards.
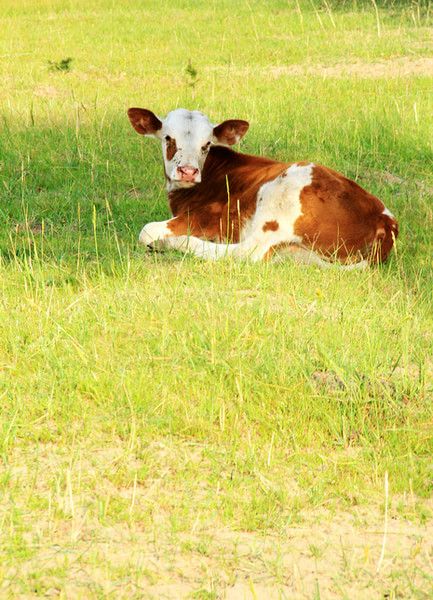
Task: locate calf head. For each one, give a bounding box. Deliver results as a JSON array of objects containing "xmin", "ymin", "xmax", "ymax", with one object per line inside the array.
[{"xmin": 127, "ymin": 108, "xmax": 249, "ymax": 189}]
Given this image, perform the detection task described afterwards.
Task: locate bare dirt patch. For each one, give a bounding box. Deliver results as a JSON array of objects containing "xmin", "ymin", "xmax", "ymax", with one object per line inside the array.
[
  {"xmin": 33, "ymin": 85, "xmax": 62, "ymax": 98},
  {"xmin": 210, "ymin": 57, "xmax": 433, "ymax": 79},
  {"xmin": 270, "ymin": 57, "xmax": 433, "ymax": 78},
  {"xmin": 2, "ymin": 443, "xmax": 433, "ymax": 599},
  {"xmin": 1, "ymin": 509, "xmax": 432, "ymax": 598}
]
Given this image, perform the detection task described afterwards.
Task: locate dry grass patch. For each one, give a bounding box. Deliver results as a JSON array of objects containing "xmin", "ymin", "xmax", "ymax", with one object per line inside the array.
[{"xmin": 1, "ymin": 441, "xmax": 433, "ymax": 598}]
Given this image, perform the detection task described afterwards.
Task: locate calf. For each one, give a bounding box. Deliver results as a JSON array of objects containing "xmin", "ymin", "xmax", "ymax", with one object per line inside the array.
[{"xmin": 127, "ymin": 107, "xmax": 398, "ymax": 268}]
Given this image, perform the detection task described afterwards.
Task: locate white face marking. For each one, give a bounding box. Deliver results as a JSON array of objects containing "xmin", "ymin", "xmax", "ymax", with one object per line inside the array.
[
  {"xmin": 159, "ymin": 109, "xmax": 215, "ymax": 190},
  {"xmin": 382, "ymin": 207, "xmax": 395, "ymax": 219}
]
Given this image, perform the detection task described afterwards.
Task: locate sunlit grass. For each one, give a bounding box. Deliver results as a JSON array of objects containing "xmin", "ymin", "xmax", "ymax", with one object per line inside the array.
[{"xmin": 0, "ymin": 0, "xmax": 432, "ymax": 597}]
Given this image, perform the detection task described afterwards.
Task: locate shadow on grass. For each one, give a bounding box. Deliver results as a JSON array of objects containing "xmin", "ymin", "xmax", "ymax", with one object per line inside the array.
[{"xmin": 0, "ymin": 115, "xmax": 431, "ymax": 286}]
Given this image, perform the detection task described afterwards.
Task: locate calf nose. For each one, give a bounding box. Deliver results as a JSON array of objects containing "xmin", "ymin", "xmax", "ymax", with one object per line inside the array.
[{"xmin": 177, "ymin": 166, "xmax": 200, "ymax": 181}]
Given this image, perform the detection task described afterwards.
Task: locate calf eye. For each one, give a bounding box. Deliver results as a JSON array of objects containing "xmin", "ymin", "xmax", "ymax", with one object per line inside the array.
[
  {"xmin": 165, "ymin": 135, "xmax": 172, "ymax": 141},
  {"xmin": 201, "ymin": 142, "xmax": 211, "ymax": 152}
]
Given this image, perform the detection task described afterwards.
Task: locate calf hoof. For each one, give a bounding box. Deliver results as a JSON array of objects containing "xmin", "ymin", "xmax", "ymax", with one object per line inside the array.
[
  {"xmin": 138, "ymin": 221, "xmax": 171, "ymax": 246},
  {"xmin": 138, "ymin": 225, "xmax": 152, "ymax": 245}
]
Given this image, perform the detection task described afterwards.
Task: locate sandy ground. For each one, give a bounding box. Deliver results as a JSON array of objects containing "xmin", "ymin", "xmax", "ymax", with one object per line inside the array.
[
  {"xmin": 2, "ymin": 443, "xmax": 433, "ymax": 598},
  {"xmin": 3, "ymin": 509, "xmax": 432, "ymax": 598},
  {"xmin": 209, "ymin": 57, "xmax": 433, "ymax": 79}
]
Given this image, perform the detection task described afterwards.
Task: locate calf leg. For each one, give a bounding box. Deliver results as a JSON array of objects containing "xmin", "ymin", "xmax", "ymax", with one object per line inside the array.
[
  {"xmin": 165, "ymin": 235, "xmax": 272, "ymax": 261},
  {"xmin": 139, "ymin": 214, "xmax": 226, "ymax": 249},
  {"xmin": 174, "ymin": 237, "xmax": 369, "ymax": 268},
  {"xmin": 138, "ymin": 217, "xmax": 273, "ymax": 260},
  {"xmin": 139, "ymin": 218, "xmax": 368, "ymax": 267},
  {"xmin": 269, "ymin": 243, "xmax": 369, "ymax": 269}
]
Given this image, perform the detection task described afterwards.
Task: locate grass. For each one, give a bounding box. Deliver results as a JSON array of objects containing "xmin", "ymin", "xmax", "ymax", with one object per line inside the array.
[{"xmin": 0, "ymin": 0, "xmax": 432, "ymax": 598}]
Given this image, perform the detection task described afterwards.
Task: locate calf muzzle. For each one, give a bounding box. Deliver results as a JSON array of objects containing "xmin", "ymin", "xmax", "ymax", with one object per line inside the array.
[{"xmin": 177, "ymin": 166, "xmax": 200, "ymax": 183}]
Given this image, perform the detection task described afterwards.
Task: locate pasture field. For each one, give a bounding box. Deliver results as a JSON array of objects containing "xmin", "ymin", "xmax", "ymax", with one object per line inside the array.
[{"xmin": 0, "ymin": 1, "xmax": 432, "ymax": 598}]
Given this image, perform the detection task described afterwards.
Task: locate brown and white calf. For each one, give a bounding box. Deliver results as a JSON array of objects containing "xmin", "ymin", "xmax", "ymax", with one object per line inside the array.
[{"xmin": 127, "ymin": 107, "xmax": 398, "ymax": 268}]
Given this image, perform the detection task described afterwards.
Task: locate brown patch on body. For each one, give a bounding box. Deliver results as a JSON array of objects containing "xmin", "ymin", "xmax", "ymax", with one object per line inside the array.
[
  {"xmin": 293, "ymin": 165, "xmax": 398, "ymax": 262},
  {"xmin": 262, "ymin": 220, "xmax": 279, "ymax": 232},
  {"xmin": 209, "ymin": 202, "xmax": 223, "ymax": 214}
]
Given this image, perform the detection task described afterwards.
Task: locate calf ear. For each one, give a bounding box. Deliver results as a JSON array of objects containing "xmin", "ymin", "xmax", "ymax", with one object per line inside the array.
[
  {"xmin": 213, "ymin": 119, "xmax": 249, "ymax": 146},
  {"xmin": 127, "ymin": 108, "xmax": 162, "ymax": 137}
]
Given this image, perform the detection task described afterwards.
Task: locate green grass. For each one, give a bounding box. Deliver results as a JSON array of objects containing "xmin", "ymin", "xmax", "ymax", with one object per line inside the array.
[{"xmin": 0, "ymin": 1, "xmax": 433, "ymax": 598}]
